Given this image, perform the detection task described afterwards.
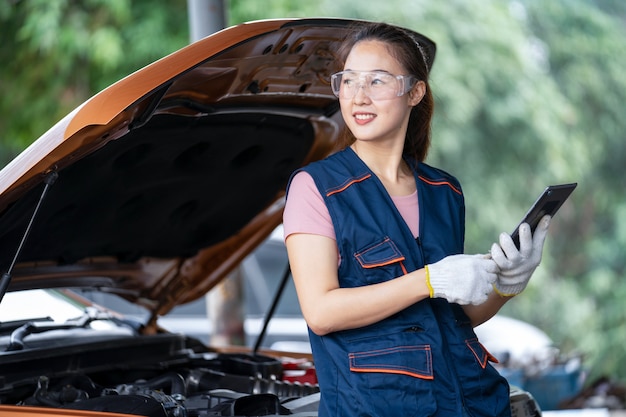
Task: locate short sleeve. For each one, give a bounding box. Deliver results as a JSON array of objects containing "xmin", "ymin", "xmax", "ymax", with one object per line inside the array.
[{"xmin": 283, "ymin": 171, "xmax": 336, "ymax": 242}]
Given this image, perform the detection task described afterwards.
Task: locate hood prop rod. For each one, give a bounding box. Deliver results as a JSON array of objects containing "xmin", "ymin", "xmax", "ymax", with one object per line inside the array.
[
  {"xmin": 252, "ymin": 263, "xmax": 291, "ymax": 356},
  {"xmin": 0, "ymin": 171, "xmax": 58, "ymax": 304}
]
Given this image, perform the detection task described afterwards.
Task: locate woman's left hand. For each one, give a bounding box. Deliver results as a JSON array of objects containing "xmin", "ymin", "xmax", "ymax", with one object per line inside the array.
[{"xmin": 490, "ymin": 215, "xmax": 551, "ymax": 297}]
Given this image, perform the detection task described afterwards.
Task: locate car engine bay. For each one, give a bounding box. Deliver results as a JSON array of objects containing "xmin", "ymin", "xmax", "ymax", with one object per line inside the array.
[{"xmin": 0, "ymin": 325, "xmax": 320, "ymax": 417}]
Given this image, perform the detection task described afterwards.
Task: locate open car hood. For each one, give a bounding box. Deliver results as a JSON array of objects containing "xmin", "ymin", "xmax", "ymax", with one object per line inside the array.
[{"xmin": 0, "ymin": 18, "xmax": 436, "ymax": 321}]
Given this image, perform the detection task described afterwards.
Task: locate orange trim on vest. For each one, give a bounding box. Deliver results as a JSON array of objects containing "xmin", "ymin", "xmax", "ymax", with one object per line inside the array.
[
  {"xmin": 418, "ymin": 175, "xmax": 462, "ymax": 195},
  {"xmin": 349, "ymin": 366, "xmax": 435, "ymax": 380},
  {"xmin": 326, "ymin": 174, "xmax": 372, "ymax": 197}
]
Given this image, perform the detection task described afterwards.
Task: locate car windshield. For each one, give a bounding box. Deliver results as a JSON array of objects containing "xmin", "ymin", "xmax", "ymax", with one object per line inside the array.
[{"xmin": 0, "ymin": 289, "xmax": 85, "ymax": 323}]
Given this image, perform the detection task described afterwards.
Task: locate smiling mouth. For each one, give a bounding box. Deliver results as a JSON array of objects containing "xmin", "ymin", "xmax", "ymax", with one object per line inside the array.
[{"xmin": 354, "ymin": 113, "xmax": 375, "ymax": 122}]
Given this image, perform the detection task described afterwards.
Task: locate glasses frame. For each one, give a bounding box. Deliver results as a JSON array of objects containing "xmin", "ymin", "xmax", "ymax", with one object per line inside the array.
[{"xmin": 330, "ymin": 70, "xmax": 417, "ymax": 100}]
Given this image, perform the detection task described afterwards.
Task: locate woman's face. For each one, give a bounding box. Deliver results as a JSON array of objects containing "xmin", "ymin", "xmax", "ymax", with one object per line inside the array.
[{"xmin": 340, "ymin": 40, "xmax": 421, "ymax": 147}]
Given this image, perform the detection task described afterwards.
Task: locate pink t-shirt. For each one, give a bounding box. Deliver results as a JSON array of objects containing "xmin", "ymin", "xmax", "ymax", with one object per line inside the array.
[{"xmin": 283, "ymin": 171, "xmax": 419, "ymax": 241}]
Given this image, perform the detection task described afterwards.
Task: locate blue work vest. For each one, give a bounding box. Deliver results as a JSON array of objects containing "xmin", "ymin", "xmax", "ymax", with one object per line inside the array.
[{"xmin": 293, "ymin": 147, "xmax": 510, "ymax": 417}]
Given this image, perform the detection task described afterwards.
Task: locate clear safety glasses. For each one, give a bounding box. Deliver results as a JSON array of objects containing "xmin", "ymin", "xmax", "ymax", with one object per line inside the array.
[{"xmin": 330, "ymin": 70, "xmax": 417, "ymax": 100}]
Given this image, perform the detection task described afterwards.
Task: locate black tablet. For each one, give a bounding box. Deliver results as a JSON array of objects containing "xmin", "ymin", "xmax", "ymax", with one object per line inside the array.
[{"xmin": 511, "ymin": 183, "xmax": 578, "ymax": 248}]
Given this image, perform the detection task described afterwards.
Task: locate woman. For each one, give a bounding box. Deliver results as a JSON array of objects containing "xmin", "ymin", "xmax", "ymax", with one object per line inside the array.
[{"xmin": 283, "ymin": 21, "xmax": 549, "ymax": 417}]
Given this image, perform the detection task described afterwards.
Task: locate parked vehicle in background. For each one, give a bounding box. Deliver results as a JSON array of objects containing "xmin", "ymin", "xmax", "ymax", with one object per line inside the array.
[
  {"xmin": 77, "ymin": 226, "xmax": 310, "ymax": 351},
  {"xmin": 475, "ymin": 315, "xmax": 585, "ymax": 411}
]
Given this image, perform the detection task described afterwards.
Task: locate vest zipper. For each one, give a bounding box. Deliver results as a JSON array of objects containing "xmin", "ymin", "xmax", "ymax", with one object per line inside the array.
[{"xmin": 415, "ymin": 236, "xmax": 425, "ymax": 266}]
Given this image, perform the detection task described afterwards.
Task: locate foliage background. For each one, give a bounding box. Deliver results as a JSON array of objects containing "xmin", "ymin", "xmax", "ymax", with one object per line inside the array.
[{"xmin": 1, "ymin": 0, "xmax": 625, "ymax": 382}]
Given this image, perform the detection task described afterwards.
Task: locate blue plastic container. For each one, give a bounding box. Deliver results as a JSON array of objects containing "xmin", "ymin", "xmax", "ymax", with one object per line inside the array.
[
  {"xmin": 498, "ymin": 368, "xmax": 525, "ymax": 389},
  {"xmin": 522, "ymin": 366, "xmax": 583, "ymax": 410}
]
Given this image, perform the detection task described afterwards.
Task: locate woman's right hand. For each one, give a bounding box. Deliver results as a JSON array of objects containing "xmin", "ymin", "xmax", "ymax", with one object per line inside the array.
[{"xmin": 425, "ymin": 254, "xmax": 499, "ymax": 305}]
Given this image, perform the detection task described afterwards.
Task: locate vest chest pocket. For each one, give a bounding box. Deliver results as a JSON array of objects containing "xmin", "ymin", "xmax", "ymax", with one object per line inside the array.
[{"xmin": 353, "ymin": 237, "xmax": 406, "ymax": 284}]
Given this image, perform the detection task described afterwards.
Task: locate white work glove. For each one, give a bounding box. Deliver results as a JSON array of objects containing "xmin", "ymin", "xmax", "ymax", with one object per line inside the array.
[
  {"xmin": 490, "ymin": 215, "xmax": 551, "ymax": 297},
  {"xmin": 425, "ymin": 254, "xmax": 499, "ymax": 305}
]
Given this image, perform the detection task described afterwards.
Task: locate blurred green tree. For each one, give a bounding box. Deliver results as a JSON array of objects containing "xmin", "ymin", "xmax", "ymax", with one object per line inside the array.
[
  {"xmin": 504, "ymin": 0, "xmax": 626, "ymax": 382},
  {"xmin": 0, "ymin": 0, "xmax": 189, "ymax": 165}
]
